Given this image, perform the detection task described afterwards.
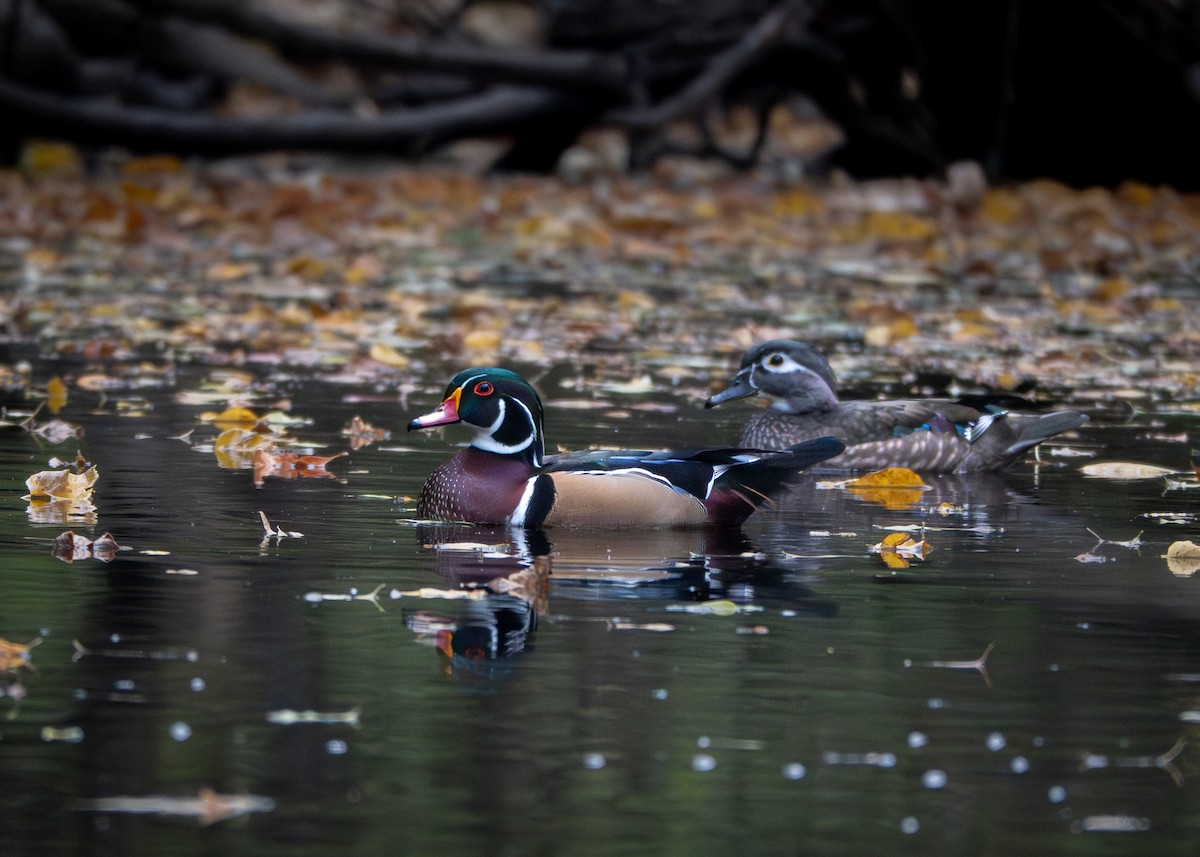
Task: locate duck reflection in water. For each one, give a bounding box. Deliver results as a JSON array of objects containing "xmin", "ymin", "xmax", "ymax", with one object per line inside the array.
[{"xmin": 409, "ymin": 524, "xmax": 839, "ymax": 685}]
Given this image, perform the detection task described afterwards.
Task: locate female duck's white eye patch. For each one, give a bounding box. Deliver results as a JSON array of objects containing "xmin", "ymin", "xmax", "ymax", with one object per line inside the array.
[{"xmin": 761, "ymin": 352, "xmax": 802, "ymax": 373}]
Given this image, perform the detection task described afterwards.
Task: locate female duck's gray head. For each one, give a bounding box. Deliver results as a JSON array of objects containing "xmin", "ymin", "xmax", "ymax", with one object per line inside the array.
[{"xmin": 706, "ymin": 340, "xmax": 840, "ymax": 414}]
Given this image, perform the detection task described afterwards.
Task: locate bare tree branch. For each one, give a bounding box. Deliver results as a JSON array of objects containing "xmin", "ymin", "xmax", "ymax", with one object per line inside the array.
[{"xmin": 0, "ymin": 78, "xmax": 578, "ymax": 155}]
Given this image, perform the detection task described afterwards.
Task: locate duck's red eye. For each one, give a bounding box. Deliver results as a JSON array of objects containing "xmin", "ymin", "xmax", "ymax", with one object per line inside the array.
[{"xmin": 473, "ymin": 381, "xmax": 494, "ymax": 396}]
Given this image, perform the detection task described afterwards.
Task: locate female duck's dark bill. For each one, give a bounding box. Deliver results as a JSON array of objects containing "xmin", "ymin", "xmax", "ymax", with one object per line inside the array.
[
  {"xmin": 408, "ymin": 388, "xmax": 462, "ymax": 430},
  {"xmin": 705, "ymin": 371, "xmax": 758, "ymax": 409}
]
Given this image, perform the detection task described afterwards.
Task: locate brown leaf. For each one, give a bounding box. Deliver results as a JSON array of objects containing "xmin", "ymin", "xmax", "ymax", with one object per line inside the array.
[{"xmin": 0, "ymin": 636, "xmax": 41, "ymax": 672}]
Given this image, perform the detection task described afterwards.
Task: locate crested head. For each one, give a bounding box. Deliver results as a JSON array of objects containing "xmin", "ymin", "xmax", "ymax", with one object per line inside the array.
[
  {"xmin": 707, "ymin": 340, "xmax": 840, "ymax": 414},
  {"xmin": 409, "ymin": 367, "xmax": 546, "ymax": 465}
]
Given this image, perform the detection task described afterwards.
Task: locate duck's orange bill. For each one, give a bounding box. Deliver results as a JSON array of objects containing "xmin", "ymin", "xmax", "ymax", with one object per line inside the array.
[{"xmin": 408, "ymin": 386, "xmax": 462, "ymax": 430}]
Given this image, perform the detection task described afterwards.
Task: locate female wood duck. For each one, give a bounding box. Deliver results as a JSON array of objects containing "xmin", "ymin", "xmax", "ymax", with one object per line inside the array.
[
  {"xmin": 408, "ymin": 368, "xmax": 844, "ymax": 528},
  {"xmin": 705, "ymin": 340, "xmax": 1088, "ymax": 473}
]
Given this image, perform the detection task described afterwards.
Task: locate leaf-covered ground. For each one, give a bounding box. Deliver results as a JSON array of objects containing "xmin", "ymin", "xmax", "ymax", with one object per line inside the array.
[{"xmin": 1, "ymin": 146, "xmax": 1197, "ymax": 419}]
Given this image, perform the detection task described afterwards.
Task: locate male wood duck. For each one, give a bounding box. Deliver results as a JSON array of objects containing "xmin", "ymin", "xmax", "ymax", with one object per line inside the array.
[
  {"xmin": 705, "ymin": 340, "xmax": 1088, "ymax": 473},
  {"xmin": 408, "ymin": 368, "xmax": 844, "ymax": 528}
]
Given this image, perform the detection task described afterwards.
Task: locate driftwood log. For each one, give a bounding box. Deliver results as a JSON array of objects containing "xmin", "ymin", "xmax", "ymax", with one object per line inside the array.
[{"xmin": 1, "ymin": 0, "xmax": 1198, "ymax": 187}]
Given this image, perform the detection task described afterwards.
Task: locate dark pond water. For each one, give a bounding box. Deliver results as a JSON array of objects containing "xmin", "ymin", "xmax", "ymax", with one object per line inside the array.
[{"xmin": 1, "ymin": 359, "xmax": 1198, "ymax": 857}]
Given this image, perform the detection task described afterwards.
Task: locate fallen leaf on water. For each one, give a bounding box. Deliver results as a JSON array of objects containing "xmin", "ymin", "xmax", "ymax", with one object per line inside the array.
[
  {"xmin": 253, "ymin": 449, "xmax": 348, "ymax": 486},
  {"xmin": 77, "ymin": 788, "xmax": 276, "ymax": 825},
  {"xmin": 343, "ymin": 415, "xmax": 390, "ymax": 450},
  {"xmin": 665, "ymin": 600, "xmax": 764, "ymax": 616},
  {"xmin": 1080, "ymin": 462, "xmax": 1177, "ymax": 480},
  {"xmin": 827, "ymin": 467, "xmax": 930, "ymax": 509},
  {"xmin": 201, "ymin": 406, "xmax": 261, "ymax": 427},
  {"xmin": 31, "ymin": 418, "xmax": 83, "ymax": 444},
  {"xmin": 1164, "ymin": 540, "xmax": 1200, "ymax": 577},
  {"xmin": 869, "ymin": 530, "xmax": 932, "ymax": 568},
  {"xmin": 25, "ymin": 466, "xmax": 99, "ymax": 501},
  {"xmin": 267, "ymin": 707, "xmax": 361, "ymax": 725},
  {"xmin": 46, "ymin": 376, "xmax": 68, "ymax": 414},
  {"xmin": 0, "ymin": 636, "xmax": 41, "ymax": 671},
  {"xmin": 258, "ymin": 511, "xmax": 303, "ymax": 540},
  {"xmin": 52, "ymin": 530, "xmax": 121, "ymax": 563}
]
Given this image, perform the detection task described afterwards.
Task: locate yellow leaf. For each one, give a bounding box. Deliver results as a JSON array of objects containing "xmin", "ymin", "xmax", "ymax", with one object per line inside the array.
[
  {"xmin": 214, "ymin": 428, "xmax": 271, "ymax": 452},
  {"xmin": 203, "ymin": 407, "xmax": 260, "ymax": 427},
  {"xmin": 21, "ymin": 141, "xmax": 83, "ymax": 176},
  {"xmin": 845, "ymin": 467, "xmax": 929, "ymax": 509},
  {"xmin": 369, "ymin": 343, "xmax": 410, "ymax": 369},
  {"xmin": 847, "ymin": 468, "xmax": 928, "ymax": 488},
  {"xmin": 46, "ymin": 377, "xmax": 68, "ymax": 414},
  {"xmin": 464, "ymin": 330, "xmax": 502, "ymax": 352}
]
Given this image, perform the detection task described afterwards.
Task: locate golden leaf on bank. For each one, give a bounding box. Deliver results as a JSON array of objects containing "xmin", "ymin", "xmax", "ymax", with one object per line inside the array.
[{"xmin": 369, "ymin": 343, "xmax": 410, "ymax": 369}]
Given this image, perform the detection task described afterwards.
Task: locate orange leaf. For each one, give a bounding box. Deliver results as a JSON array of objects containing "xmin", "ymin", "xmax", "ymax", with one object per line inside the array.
[{"xmin": 46, "ymin": 377, "xmax": 68, "ymax": 414}]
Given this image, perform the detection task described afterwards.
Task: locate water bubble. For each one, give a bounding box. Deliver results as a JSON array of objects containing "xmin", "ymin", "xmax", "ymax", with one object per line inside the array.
[
  {"xmin": 1048, "ymin": 785, "xmax": 1067, "ymax": 804},
  {"xmin": 1011, "ymin": 755, "xmax": 1030, "ymax": 774},
  {"xmin": 927, "ymin": 698, "xmax": 945, "ymax": 710},
  {"xmin": 877, "ymin": 753, "xmax": 897, "ymax": 768},
  {"xmin": 115, "ymin": 679, "xmax": 135, "ymax": 691},
  {"xmin": 697, "ymin": 736, "xmax": 711, "ymax": 749},
  {"xmin": 326, "ymin": 740, "xmax": 349, "ymax": 756},
  {"xmin": 582, "ymin": 752, "xmax": 607, "ymax": 770},
  {"xmin": 169, "ymin": 722, "xmax": 191, "ymax": 742},
  {"xmin": 986, "ymin": 731, "xmax": 1006, "ymax": 751},
  {"xmin": 110, "ymin": 634, "xmax": 121, "ymax": 643},
  {"xmin": 1033, "ymin": 736, "xmax": 1046, "ymax": 748},
  {"xmin": 651, "ymin": 689, "xmax": 668, "ymax": 700},
  {"xmin": 189, "ymin": 677, "xmax": 206, "ymax": 692},
  {"xmin": 900, "ymin": 816, "xmax": 920, "ymax": 835},
  {"xmin": 691, "ymin": 754, "xmax": 717, "ymax": 772},
  {"xmin": 782, "ymin": 763, "xmax": 806, "ymax": 780},
  {"xmin": 921, "ymin": 769, "xmax": 948, "ymax": 789},
  {"xmin": 907, "ymin": 731, "xmax": 928, "ymax": 749}
]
